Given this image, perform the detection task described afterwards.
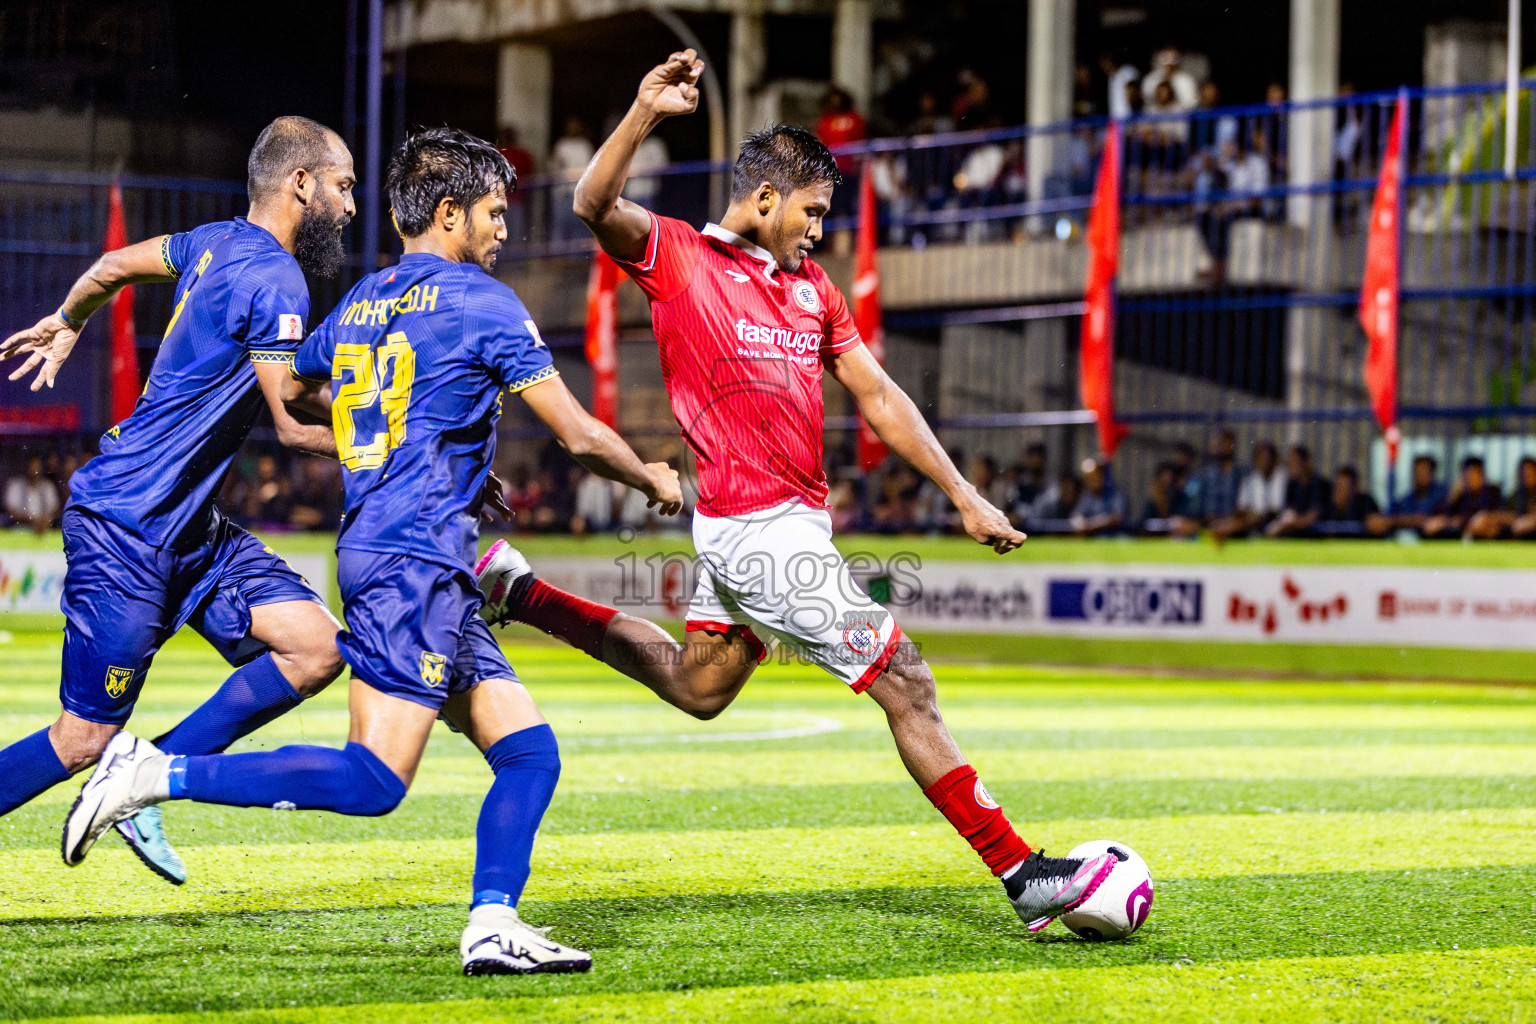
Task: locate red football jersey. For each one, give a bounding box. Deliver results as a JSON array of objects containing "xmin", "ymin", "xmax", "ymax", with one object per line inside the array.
[{"xmin": 616, "ymin": 213, "xmax": 862, "ymax": 517}]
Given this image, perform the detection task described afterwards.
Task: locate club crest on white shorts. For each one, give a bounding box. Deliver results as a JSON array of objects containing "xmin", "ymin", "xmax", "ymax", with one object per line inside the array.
[{"xmin": 840, "ymin": 611, "xmax": 885, "ymax": 658}]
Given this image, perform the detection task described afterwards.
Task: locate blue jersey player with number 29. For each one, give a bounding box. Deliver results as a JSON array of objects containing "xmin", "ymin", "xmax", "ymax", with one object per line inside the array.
[
  {"xmin": 64, "ymin": 127, "xmax": 683, "ymax": 975},
  {"xmin": 0, "ymin": 117, "xmax": 357, "ymax": 885}
]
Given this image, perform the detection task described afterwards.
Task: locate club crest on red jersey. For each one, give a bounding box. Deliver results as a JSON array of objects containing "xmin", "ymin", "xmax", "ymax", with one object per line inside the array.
[
  {"xmin": 792, "ymin": 281, "xmax": 820, "ymax": 313},
  {"xmin": 843, "ymin": 618, "xmax": 881, "ymax": 656}
]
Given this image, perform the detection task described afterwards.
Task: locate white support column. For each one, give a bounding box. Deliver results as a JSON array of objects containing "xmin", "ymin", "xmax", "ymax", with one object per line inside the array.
[
  {"xmin": 1027, "ymin": 0, "xmax": 1075, "ymax": 218},
  {"xmin": 1286, "ymin": 0, "xmax": 1340, "ymax": 227},
  {"xmin": 1284, "ymin": 0, "xmax": 1340, "ymax": 440},
  {"xmin": 497, "ymin": 41, "xmax": 551, "ymax": 167},
  {"xmin": 730, "ymin": 4, "xmax": 766, "ymax": 153},
  {"xmin": 832, "ymin": 0, "xmax": 874, "ymax": 116}
]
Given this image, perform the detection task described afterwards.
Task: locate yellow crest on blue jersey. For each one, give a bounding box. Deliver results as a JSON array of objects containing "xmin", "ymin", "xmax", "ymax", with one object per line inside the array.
[
  {"xmin": 419, "ymin": 652, "xmax": 448, "ymax": 688},
  {"xmin": 104, "ymin": 666, "xmax": 134, "ymax": 698}
]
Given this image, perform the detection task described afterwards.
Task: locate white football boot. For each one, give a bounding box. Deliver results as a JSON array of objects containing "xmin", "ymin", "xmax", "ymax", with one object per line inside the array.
[
  {"xmin": 1003, "ymin": 849, "xmax": 1120, "ymax": 932},
  {"xmin": 461, "ymin": 903, "xmax": 592, "ymax": 976},
  {"xmin": 62, "ymin": 732, "xmax": 170, "ymax": 867},
  {"xmin": 475, "ymin": 539, "xmax": 533, "ymax": 627}
]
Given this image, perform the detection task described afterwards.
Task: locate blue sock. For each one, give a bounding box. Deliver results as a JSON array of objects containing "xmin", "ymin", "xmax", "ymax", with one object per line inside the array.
[
  {"xmin": 471, "ymin": 724, "xmax": 561, "ymax": 909},
  {"xmin": 0, "ymin": 728, "xmax": 73, "ymax": 817},
  {"xmin": 155, "ymin": 654, "xmax": 303, "ymax": 756},
  {"xmin": 169, "ymin": 741, "xmax": 405, "ymax": 816}
]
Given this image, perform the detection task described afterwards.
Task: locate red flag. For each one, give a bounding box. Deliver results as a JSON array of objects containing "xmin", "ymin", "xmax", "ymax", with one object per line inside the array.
[
  {"xmin": 584, "ymin": 248, "xmax": 620, "ymax": 428},
  {"xmin": 853, "ymin": 164, "xmax": 888, "ymax": 472},
  {"xmin": 1361, "ymin": 94, "xmax": 1406, "ymax": 463},
  {"xmin": 105, "ymin": 183, "xmax": 138, "ymax": 424},
  {"xmin": 1080, "ymin": 124, "xmax": 1128, "ymax": 458}
]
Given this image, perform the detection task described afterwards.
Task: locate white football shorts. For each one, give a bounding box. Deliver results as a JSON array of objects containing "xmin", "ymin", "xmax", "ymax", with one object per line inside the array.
[{"xmin": 686, "ymin": 500, "xmax": 903, "ymax": 692}]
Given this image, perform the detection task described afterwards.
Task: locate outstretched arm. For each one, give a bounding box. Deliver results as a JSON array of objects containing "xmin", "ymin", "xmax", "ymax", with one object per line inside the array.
[
  {"xmin": 831, "ymin": 344, "xmax": 1026, "ymax": 553},
  {"xmin": 254, "ymin": 363, "xmax": 337, "ymax": 458},
  {"xmin": 519, "ymin": 375, "xmax": 683, "ymax": 515},
  {"xmin": 0, "ymin": 236, "xmax": 175, "ymax": 390},
  {"xmin": 573, "ymin": 50, "xmax": 703, "ymax": 261}
]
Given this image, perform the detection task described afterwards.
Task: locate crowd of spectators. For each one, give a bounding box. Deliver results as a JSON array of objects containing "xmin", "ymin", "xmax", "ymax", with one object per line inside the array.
[{"xmin": 6, "ymin": 433, "xmax": 1536, "ymax": 544}]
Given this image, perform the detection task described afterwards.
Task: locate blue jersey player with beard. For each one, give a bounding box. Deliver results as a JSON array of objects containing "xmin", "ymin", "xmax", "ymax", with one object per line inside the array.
[
  {"xmin": 63, "ymin": 127, "xmax": 683, "ymax": 975},
  {"xmin": 0, "ymin": 117, "xmax": 356, "ymax": 884}
]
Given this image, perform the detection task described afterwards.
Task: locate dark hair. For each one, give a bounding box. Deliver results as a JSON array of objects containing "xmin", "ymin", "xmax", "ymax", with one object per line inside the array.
[
  {"xmin": 1413, "ymin": 454, "xmax": 1438, "ymax": 471},
  {"xmin": 730, "ymin": 124, "xmax": 842, "ymax": 203},
  {"xmin": 1463, "ymin": 455, "xmax": 1485, "ymax": 471},
  {"xmin": 1291, "ymin": 444, "xmax": 1312, "ymax": 461},
  {"xmin": 248, "ymin": 116, "xmax": 341, "ymax": 203},
  {"xmin": 1336, "ymin": 465, "xmax": 1359, "ymax": 483},
  {"xmin": 386, "ymin": 126, "xmax": 516, "ymax": 238},
  {"xmin": 1254, "ymin": 440, "xmax": 1278, "ymax": 458}
]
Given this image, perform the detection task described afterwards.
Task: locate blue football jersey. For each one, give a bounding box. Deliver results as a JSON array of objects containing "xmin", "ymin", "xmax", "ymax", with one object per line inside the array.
[
  {"xmin": 69, "ymin": 218, "xmax": 310, "ymax": 546},
  {"xmin": 292, "ymin": 252, "xmax": 556, "ymax": 572}
]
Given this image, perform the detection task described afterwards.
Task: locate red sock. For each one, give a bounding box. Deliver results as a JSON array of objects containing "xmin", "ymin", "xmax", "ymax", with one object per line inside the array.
[
  {"xmin": 922, "ymin": 765, "xmax": 1032, "ymax": 875},
  {"xmin": 513, "ymin": 579, "xmax": 618, "ymax": 660}
]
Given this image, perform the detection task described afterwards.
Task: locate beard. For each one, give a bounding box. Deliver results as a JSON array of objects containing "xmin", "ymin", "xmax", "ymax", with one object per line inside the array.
[
  {"xmin": 464, "ymin": 216, "xmax": 501, "ymax": 273},
  {"xmin": 293, "ymin": 196, "xmax": 349, "ymax": 278}
]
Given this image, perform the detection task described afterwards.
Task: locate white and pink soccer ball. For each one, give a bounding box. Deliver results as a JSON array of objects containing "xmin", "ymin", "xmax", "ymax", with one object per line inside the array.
[{"xmin": 1059, "ymin": 840, "xmax": 1154, "ymax": 940}]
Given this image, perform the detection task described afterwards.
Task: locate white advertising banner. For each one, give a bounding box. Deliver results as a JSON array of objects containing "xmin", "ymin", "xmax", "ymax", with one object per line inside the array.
[
  {"xmin": 0, "ymin": 551, "xmax": 331, "ymax": 613},
  {"xmin": 519, "ymin": 553, "xmax": 1536, "ymax": 652}
]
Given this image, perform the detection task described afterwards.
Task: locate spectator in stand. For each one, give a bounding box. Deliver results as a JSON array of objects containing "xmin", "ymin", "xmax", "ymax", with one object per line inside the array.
[
  {"xmin": 951, "ymin": 68, "xmax": 993, "ymax": 130},
  {"xmin": 571, "ymin": 469, "xmax": 619, "ymax": 535},
  {"xmin": 1140, "ymin": 460, "xmax": 1193, "ymax": 533},
  {"xmin": 1466, "ymin": 456, "xmax": 1536, "ymax": 540},
  {"xmin": 1266, "ymin": 445, "xmax": 1330, "ymax": 537},
  {"xmin": 528, "ymin": 466, "xmax": 577, "ymax": 532},
  {"xmin": 1317, "ymin": 465, "xmax": 1381, "ymax": 535},
  {"xmin": 505, "ymin": 464, "xmax": 539, "ymax": 526},
  {"xmin": 1072, "ymin": 459, "xmax": 1126, "ymax": 536},
  {"xmin": 1144, "ymin": 80, "xmax": 1189, "ymax": 162},
  {"xmin": 1423, "ymin": 455, "xmax": 1504, "ymax": 538},
  {"xmin": 1073, "ymin": 62, "xmax": 1096, "ymax": 118},
  {"xmin": 1011, "ymin": 443, "xmax": 1048, "ymax": 523},
  {"xmin": 817, "ymin": 86, "xmax": 866, "ymax": 253},
  {"xmin": 1509, "ymin": 457, "xmax": 1536, "ymax": 539},
  {"xmin": 1186, "ymin": 428, "xmax": 1244, "ymax": 527},
  {"xmin": 1370, "ymin": 454, "xmax": 1448, "ymax": 536},
  {"xmin": 1198, "ymin": 134, "xmax": 1270, "ymax": 284},
  {"xmin": 621, "ymin": 117, "xmax": 669, "ymax": 207},
  {"xmin": 549, "ymin": 116, "xmax": 595, "ymax": 242},
  {"xmin": 237, "ymin": 454, "xmax": 293, "ymax": 528},
  {"xmin": 1141, "ymin": 48, "xmax": 1199, "ymax": 111},
  {"xmin": 289, "ymin": 457, "xmax": 343, "ymax": 531},
  {"xmin": 1029, "ymin": 470, "xmax": 1082, "ymax": 532},
  {"xmin": 56, "ymin": 452, "xmax": 82, "ymax": 509},
  {"xmin": 913, "ymin": 451, "xmax": 962, "ymax": 532},
  {"xmin": 828, "ymin": 478, "xmax": 861, "ymax": 533},
  {"xmin": 872, "ymin": 463, "xmax": 922, "ymax": 532},
  {"xmin": 1259, "ymin": 82, "xmax": 1289, "ymax": 181},
  {"xmin": 4, "ymin": 456, "xmax": 59, "ymax": 533},
  {"xmin": 906, "ymin": 90, "xmax": 954, "ymax": 136},
  {"xmin": 817, "ymin": 86, "xmax": 867, "ymax": 175},
  {"xmin": 1100, "ymin": 52, "xmax": 1140, "ymax": 121},
  {"xmin": 496, "ymin": 125, "xmax": 536, "ymax": 244},
  {"xmin": 1214, "ymin": 440, "xmax": 1287, "ymax": 539},
  {"xmin": 1190, "ymin": 80, "xmax": 1236, "ymax": 155}
]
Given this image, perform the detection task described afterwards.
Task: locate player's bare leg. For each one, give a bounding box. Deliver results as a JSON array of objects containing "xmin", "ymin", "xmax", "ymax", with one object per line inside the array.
[
  {"xmin": 249, "ymin": 600, "xmax": 346, "ymax": 698},
  {"xmin": 600, "ymin": 614, "xmax": 758, "ymax": 719}
]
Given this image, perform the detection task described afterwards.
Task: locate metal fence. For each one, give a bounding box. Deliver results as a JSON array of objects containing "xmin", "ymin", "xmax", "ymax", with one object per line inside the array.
[{"xmin": 3, "ymin": 82, "xmax": 1536, "ymax": 516}]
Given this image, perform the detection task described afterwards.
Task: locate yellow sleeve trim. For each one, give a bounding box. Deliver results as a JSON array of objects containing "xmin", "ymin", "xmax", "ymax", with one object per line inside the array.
[
  {"xmin": 159, "ymin": 235, "xmax": 180, "ymax": 278},
  {"xmin": 249, "ymin": 350, "xmax": 296, "ymax": 365},
  {"xmin": 507, "ymin": 365, "xmax": 560, "ymax": 393},
  {"xmin": 288, "ymin": 362, "xmax": 329, "ymax": 384}
]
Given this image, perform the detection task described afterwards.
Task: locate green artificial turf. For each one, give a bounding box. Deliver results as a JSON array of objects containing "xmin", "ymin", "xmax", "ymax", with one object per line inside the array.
[{"xmin": 0, "ymin": 631, "xmax": 1531, "ymax": 1022}]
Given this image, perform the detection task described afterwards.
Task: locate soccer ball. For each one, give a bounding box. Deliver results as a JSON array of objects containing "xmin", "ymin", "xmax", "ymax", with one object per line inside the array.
[{"xmin": 1058, "ymin": 840, "xmax": 1154, "ymax": 940}]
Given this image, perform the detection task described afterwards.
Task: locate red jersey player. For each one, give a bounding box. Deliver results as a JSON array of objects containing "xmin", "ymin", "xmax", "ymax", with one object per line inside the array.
[{"xmin": 477, "ymin": 50, "xmax": 1119, "ymax": 931}]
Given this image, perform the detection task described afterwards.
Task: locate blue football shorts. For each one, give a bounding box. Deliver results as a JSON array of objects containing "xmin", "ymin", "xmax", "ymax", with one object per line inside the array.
[
  {"xmin": 334, "ymin": 549, "xmax": 516, "ymax": 710},
  {"xmin": 59, "ymin": 508, "xmax": 326, "ymax": 725}
]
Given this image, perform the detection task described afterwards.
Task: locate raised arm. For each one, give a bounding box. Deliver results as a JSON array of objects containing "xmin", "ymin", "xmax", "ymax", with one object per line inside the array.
[
  {"xmin": 0, "ymin": 236, "xmax": 176, "ymax": 390},
  {"xmin": 830, "ymin": 344, "xmax": 1026, "ymax": 553},
  {"xmin": 518, "ymin": 375, "xmax": 683, "ymax": 514},
  {"xmin": 573, "ymin": 50, "xmax": 703, "ymax": 261}
]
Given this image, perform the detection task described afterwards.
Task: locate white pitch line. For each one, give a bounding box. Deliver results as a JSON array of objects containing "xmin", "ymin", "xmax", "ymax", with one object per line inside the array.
[{"xmin": 565, "ymin": 711, "xmax": 847, "ymax": 746}]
